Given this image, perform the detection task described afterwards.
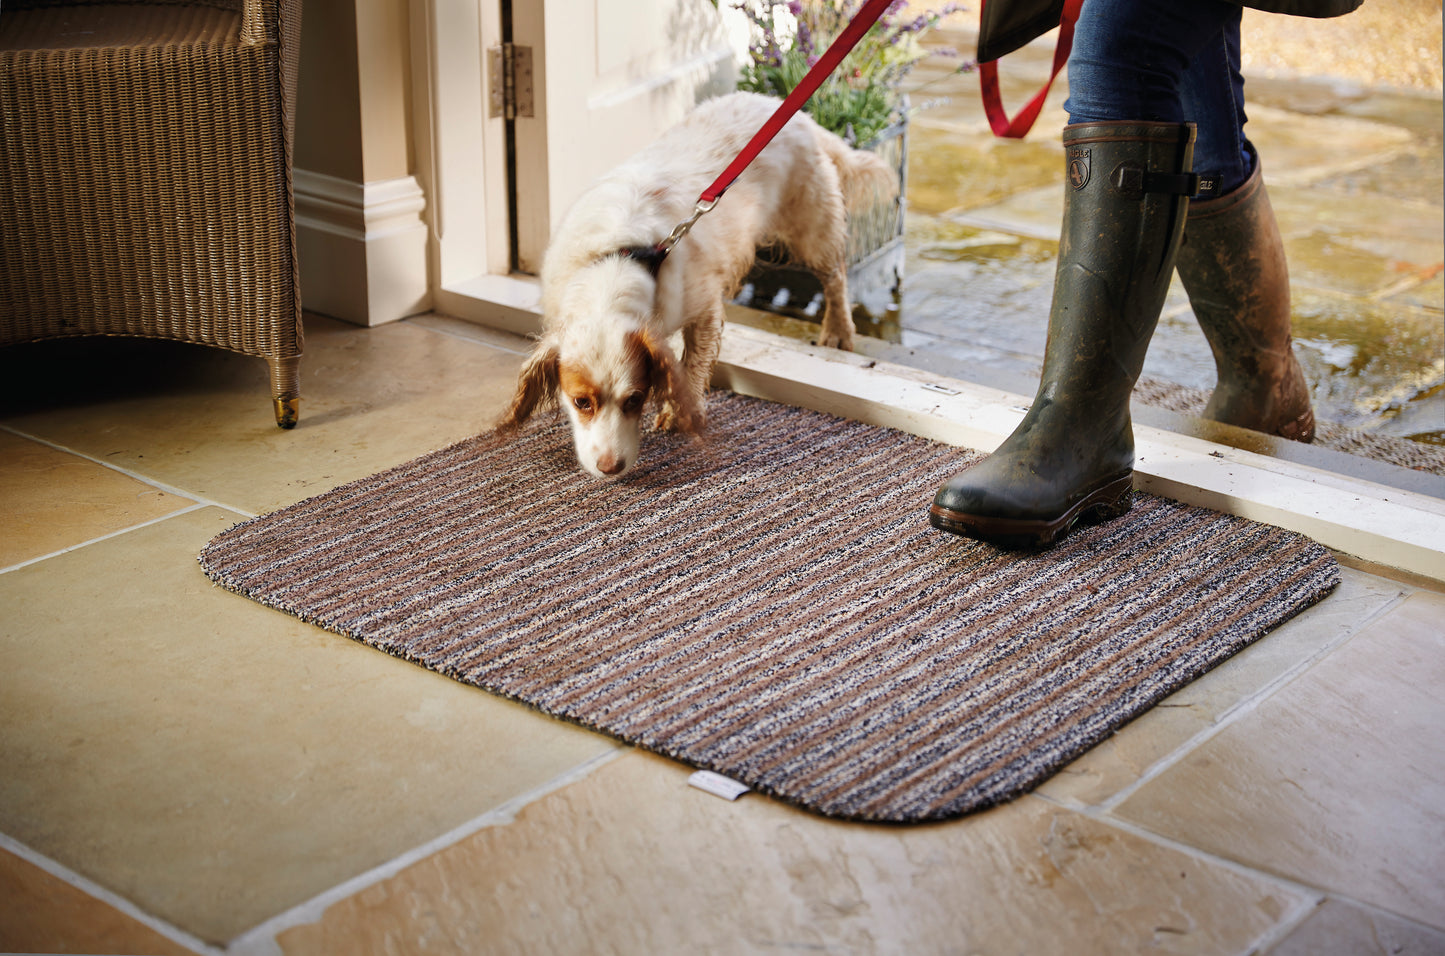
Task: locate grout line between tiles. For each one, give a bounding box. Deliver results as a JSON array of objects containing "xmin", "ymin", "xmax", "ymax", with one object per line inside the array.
[
  {"xmin": 0, "ymin": 423, "xmax": 255, "ymax": 518},
  {"xmin": 224, "ymin": 745, "xmax": 631, "ymax": 956},
  {"xmin": 1046, "ymin": 794, "xmax": 1445, "ymax": 954},
  {"xmin": 1055, "ymin": 802, "xmax": 1329, "ymax": 956},
  {"xmin": 1241, "ymin": 898, "xmax": 1324, "ymax": 956},
  {"xmin": 1368, "ymin": 265, "xmax": 1445, "ymax": 302},
  {"xmin": 1089, "ymin": 585, "xmax": 1412, "ymax": 816},
  {"xmin": 0, "ymin": 830, "xmax": 222, "ymax": 956},
  {"xmin": 404, "ymin": 313, "xmax": 534, "ymax": 354},
  {"xmin": 1240, "ymin": 890, "xmax": 1445, "ymax": 956},
  {"xmin": 0, "ymin": 502, "xmax": 216, "ymax": 575},
  {"xmin": 1028, "ymin": 792, "xmax": 1327, "ymax": 954},
  {"xmin": 1267, "ymin": 141, "xmax": 1420, "ymax": 189}
]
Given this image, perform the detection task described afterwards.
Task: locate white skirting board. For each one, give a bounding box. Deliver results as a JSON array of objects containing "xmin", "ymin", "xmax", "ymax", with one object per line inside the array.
[{"xmin": 293, "ymin": 169, "xmax": 431, "ymax": 327}]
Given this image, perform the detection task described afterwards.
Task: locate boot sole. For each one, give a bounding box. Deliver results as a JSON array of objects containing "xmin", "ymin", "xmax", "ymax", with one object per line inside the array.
[{"xmin": 928, "ymin": 473, "xmax": 1135, "ymax": 550}]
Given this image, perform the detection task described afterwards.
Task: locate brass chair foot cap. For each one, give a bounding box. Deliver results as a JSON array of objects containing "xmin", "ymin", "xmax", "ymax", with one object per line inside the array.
[{"xmin": 274, "ymin": 397, "xmax": 300, "ymax": 429}]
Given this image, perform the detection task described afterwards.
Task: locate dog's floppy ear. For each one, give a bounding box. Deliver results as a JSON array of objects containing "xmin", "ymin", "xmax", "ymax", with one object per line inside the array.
[
  {"xmin": 632, "ymin": 330, "xmax": 704, "ymax": 436},
  {"xmin": 497, "ymin": 339, "xmax": 560, "ymax": 432}
]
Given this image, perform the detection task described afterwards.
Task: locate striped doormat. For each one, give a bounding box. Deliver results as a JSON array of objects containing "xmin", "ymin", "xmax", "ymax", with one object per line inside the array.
[{"xmin": 200, "ymin": 392, "xmax": 1338, "ymax": 822}]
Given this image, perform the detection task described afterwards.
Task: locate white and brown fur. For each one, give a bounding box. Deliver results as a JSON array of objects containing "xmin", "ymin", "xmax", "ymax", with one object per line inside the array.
[{"xmin": 498, "ymin": 92, "xmax": 897, "ymax": 478}]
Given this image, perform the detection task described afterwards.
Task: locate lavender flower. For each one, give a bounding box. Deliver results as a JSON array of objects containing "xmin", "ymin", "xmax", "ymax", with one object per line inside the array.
[{"xmin": 737, "ymin": 0, "xmax": 970, "ymax": 146}]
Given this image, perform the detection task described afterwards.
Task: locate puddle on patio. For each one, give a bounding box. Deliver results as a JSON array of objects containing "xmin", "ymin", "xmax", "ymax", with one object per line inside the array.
[
  {"xmin": 734, "ymin": 24, "xmax": 1444, "ymax": 453},
  {"xmin": 736, "ymin": 210, "xmax": 1444, "ymax": 449},
  {"xmin": 738, "ymin": 135, "xmax": 1444, "ymax": 451},
  {"xmin": 900, "ymin": 218, "xmax": 1443, "ymax": 445}
]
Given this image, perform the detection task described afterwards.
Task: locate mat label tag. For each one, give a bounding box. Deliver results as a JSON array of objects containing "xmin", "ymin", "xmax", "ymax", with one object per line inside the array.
[{"xmin": 688, "ymin": 770, "xmax": 750, "ymax": 801}]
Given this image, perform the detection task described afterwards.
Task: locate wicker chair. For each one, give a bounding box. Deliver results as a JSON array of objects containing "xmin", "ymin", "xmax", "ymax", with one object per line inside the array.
[{"xmin": 0, "ymin": 0, "xmax": 304, "ymax": 427}]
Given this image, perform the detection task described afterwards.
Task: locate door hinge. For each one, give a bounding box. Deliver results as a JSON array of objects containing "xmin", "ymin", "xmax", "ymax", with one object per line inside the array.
[{"xmin": 487, "ymin": 43, "xmax": 534, "ymax": 121}]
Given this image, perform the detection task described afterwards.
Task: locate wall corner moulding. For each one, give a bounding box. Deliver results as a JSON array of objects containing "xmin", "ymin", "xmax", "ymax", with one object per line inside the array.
[{"xmin": 293, "ymin": 169, "xmax": 431, "ymax": 327}]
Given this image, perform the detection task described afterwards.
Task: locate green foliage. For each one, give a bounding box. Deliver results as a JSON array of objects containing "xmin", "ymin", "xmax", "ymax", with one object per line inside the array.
[{"xmin": 735, "ymin": 1, "xmax": 966, "ymax": 146}]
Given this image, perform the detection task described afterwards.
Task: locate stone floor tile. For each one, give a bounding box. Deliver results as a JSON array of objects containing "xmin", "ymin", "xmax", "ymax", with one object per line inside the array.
[
  {"xmin": 907, "ymin": 122, "xmax": 1061, "ymax": 216},
  {"xmin": 1388, "ymin": 266, "xmax": 1444, "ymax": 314},
  {"xmin": 1112, "ymin": 591, "xmax": 1445, "ymax": 929},
  {"xmin": 0, "ymin": 507, "xmax": 620, "ymax": 944},
  {"xmin": 1288, "ymin": 289, "xmax": 1445, "ymax": 434},
  {"xmin": 1316, "ymin": 143, "xmax": 1445, "ymax": 210},
  {"xmin": 1039, "ymin": 567, "xmax": 1405, "ymax": 807},
  {"xmin": 276, "ymin": 751, "xmax": 1308, "ymax": 956},
  {"xmin": 1337, "ymin": 90, "xmax": 1445, "ymax": 143},
  {"xmin": 1247, "ymin": 104, "xmax": 1414, "ymax": 190},
  {"xmin": 1269, "ymin": 183, "xmax": 1444, "ymax": 297},
  {"xmin": 1264, "ymin": 898, "xmax": 1445, "ymax": 956},
  {"xmin": 0, "ymin": 315, "xmax": 528, "ymax": 515},
  {"xmin": 0, "ymin": 431, "xmax": 195, "ymax": 568},
  {"xmin": 951, "ymin": 183, "xmax": 1065, "ymax": 240},
  {"xmin": 0, "ymin": 847, "xmax": 198, "ymax": 956}
]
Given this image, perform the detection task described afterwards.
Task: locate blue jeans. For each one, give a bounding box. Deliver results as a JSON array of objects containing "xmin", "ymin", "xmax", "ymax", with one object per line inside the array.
[{"xmin": 1064, "ymin": 0, "xmax": 1252, "ymax": 196}]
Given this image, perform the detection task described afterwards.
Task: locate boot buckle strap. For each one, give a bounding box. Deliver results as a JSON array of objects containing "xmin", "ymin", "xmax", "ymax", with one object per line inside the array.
[{"xmin": 1112, "ymin": 164, "xmax": 1202, "ymax": 198}]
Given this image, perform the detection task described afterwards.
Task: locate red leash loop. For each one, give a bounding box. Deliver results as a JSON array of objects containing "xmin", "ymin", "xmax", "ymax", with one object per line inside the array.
[
  {"xmin": 978, "ymin": 0, "xmax": 1082, "ymax": 139},
  {"xmin": 658, "ymin": 0, "xmax": 897, "ymax": 255}
]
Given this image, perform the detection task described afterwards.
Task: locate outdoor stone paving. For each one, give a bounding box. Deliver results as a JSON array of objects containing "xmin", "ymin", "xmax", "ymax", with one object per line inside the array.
[
  {"xmin": 897, "ymin": 25, "xmax": 1443, "ymax": 450},
  {"xmin": 737, "ymin": 18, "xmax": 1444, "ymax": 463}
]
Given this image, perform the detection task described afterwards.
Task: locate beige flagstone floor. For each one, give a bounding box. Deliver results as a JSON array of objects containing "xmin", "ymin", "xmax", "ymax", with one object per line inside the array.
[
  {"xmin": 1, "ymin": 311, "xmax": 1442, "ymax": 955},
  {"xmin": 3, "ymin": 5, "xmax": 1442, "ymax": 952}
]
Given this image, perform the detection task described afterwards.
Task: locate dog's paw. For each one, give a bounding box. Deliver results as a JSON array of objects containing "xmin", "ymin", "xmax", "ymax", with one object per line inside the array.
[
  {"xmin": 818, "ymin": 325, "xmax": 855, "ymax": 352},
  {"xmin": 654, "ymin": 403, "xmax": 681, "ymax": 432},
  {"xmin": 655, "ymin": 401, "xmax": 706, "ymax": 434}
]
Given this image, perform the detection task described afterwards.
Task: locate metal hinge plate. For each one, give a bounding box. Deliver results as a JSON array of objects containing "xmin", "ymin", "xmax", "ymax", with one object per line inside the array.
[{"xmin": 487, "ymin": 43, "xmax": 534, "ymax": 120}]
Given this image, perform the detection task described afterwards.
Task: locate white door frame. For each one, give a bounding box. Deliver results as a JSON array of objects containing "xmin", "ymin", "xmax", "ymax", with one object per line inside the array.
[
  {"xmin": 407, "ymin": 0, "xmax": 741, "ymax": 337},
  {"xmin": 407, "ymin": 0, "xmax": 539, "ymax": 335}
]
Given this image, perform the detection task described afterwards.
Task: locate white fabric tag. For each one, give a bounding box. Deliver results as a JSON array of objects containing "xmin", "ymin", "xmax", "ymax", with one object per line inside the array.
[{"xmin": 688, "ymin": 770, "xmax": 751, "ymax": 801}]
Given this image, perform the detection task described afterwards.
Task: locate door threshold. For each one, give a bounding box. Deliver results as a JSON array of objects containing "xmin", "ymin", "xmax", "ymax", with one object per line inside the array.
[{"xmin": 423, "ymin": 299, "xmax": 1445, "ymax": 583}]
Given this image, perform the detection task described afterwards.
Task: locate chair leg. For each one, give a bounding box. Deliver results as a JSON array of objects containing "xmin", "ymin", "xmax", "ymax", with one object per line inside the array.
[{"xmin": 269, "ymin": 355, "xmax": 300, "ymax": 428}]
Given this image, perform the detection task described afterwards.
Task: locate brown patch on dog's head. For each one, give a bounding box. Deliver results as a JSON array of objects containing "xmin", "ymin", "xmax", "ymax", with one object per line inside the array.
[
  {"xmin": 627, "ymin": 329, "xmax": 703, "ymax": 435},
  {"xmin": 497, "ymin": 339, "xmax": 560, "ymax": 432},
  {"xmin": 557, "ymin": 363, "xmax": 603, "ymax": 423}
]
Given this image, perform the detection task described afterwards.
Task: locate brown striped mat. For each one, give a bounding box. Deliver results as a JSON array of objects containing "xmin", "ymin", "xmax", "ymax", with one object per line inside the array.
[{"xmin": 200, "ymin": 392, "xmax": 1338, "ymax": 822}]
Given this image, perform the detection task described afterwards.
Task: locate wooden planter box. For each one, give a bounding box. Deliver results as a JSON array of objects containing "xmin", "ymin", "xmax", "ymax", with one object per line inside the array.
[{"xmin": 733, "ymin": 113, "xmax": 908, "ymax": 343}]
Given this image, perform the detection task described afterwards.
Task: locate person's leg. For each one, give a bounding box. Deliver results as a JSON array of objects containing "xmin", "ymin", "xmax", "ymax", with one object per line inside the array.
[
  {"xmin": 1177, "ymin": 10, "xmax": 1253, "ymax": 199},
  {"xmin": 1175, "ymin": 14, "xmax": 1317, "ymax": 440},
  {"xmin": 930, "ymin": 0, "xmax": 1236, "ymax": 548},
  {"xmin": 1064, "ymin": 0, "xmax": 1242, "ymax": 125},
  {"xmin": 928, "ymin": 120, "xmax": 1197, "ymax": 547}
]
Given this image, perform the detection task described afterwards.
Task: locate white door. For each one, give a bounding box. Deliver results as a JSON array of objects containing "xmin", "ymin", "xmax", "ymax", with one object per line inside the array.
[{"xmin": 510, "ymin": 0, "xmax": 741, "ymax": 274}]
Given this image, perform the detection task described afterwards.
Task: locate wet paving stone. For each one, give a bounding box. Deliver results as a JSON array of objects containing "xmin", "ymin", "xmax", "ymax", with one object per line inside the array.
[
  {"xmin": 906, "ymin": 123, "xmax": 1060, "ymax": 216},
  {"xmin": 1291, "ymin": 289, "xmax": 1445, "ymax": 437},
  {"xmin": 1270, "ymin": 184, "xmax": 1445, "ymax": 303},
  {"xmin": 1245, "ymin": 104, "xmax": 1414, "ymax": 184},
  {"xmin": 871, "ymin": 35, "xmax": 1445, "ymax": 455},
  {"xmin": 730, "ymin": 21, "xmax": 1445, "ymax": 461},
  {"xmin": 1314, "ymin": 146, "xmax": 1445, "ymax": 208}
]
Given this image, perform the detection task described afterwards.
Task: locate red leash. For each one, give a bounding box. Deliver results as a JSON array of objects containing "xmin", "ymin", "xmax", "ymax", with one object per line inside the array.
[
  {"xmin": 648, "ymin": 0, "xmax": 1077, "ymax": 265},
  {"xmin": 977, "ymin": 0, "xmax": 1082, "ymax": 139},
  {"xmin": 654, "ymin": 0, "xmax": 898, "ymax": 259}
]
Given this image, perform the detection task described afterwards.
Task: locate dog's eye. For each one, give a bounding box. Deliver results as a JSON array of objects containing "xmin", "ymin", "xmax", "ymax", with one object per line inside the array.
[
  {"xmin": 572, "ymin": 395, "xmax": 592, "ymax": 412},
  {"xmin": 622, "ymin": 392, "xmax": 645, "ymax": 414}
]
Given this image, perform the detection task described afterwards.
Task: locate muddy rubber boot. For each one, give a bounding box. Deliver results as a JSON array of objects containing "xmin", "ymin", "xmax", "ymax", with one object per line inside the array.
[
  {"xmin": 1176, "ymin": 158, "xmax": 1316, "ymax": 442},
  {"xmin": 929, "ymin": 122, "xmax": 1197, "ymax": 549}
]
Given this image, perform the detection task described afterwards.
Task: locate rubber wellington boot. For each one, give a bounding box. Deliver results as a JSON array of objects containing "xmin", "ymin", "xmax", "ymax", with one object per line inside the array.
[
  {"xmin": 930, "ymin": 122, "xmax": 1198, "ymax": 549},
  {"xmin": 1175, "ymin": 157, "xmax": 1316, "ymax": 441}
]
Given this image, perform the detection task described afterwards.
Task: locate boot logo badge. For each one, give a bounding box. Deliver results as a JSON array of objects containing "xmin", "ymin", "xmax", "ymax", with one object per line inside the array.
[{"xmin": 1067, "ymin": 147, "xmax": 1091, "ymax": 190}]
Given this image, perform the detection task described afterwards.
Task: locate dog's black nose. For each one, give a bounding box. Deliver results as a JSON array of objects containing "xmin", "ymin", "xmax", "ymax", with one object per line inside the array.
[{"xmin": 597, "ymin": 454, "xmax": 627, "ymax": 476}]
